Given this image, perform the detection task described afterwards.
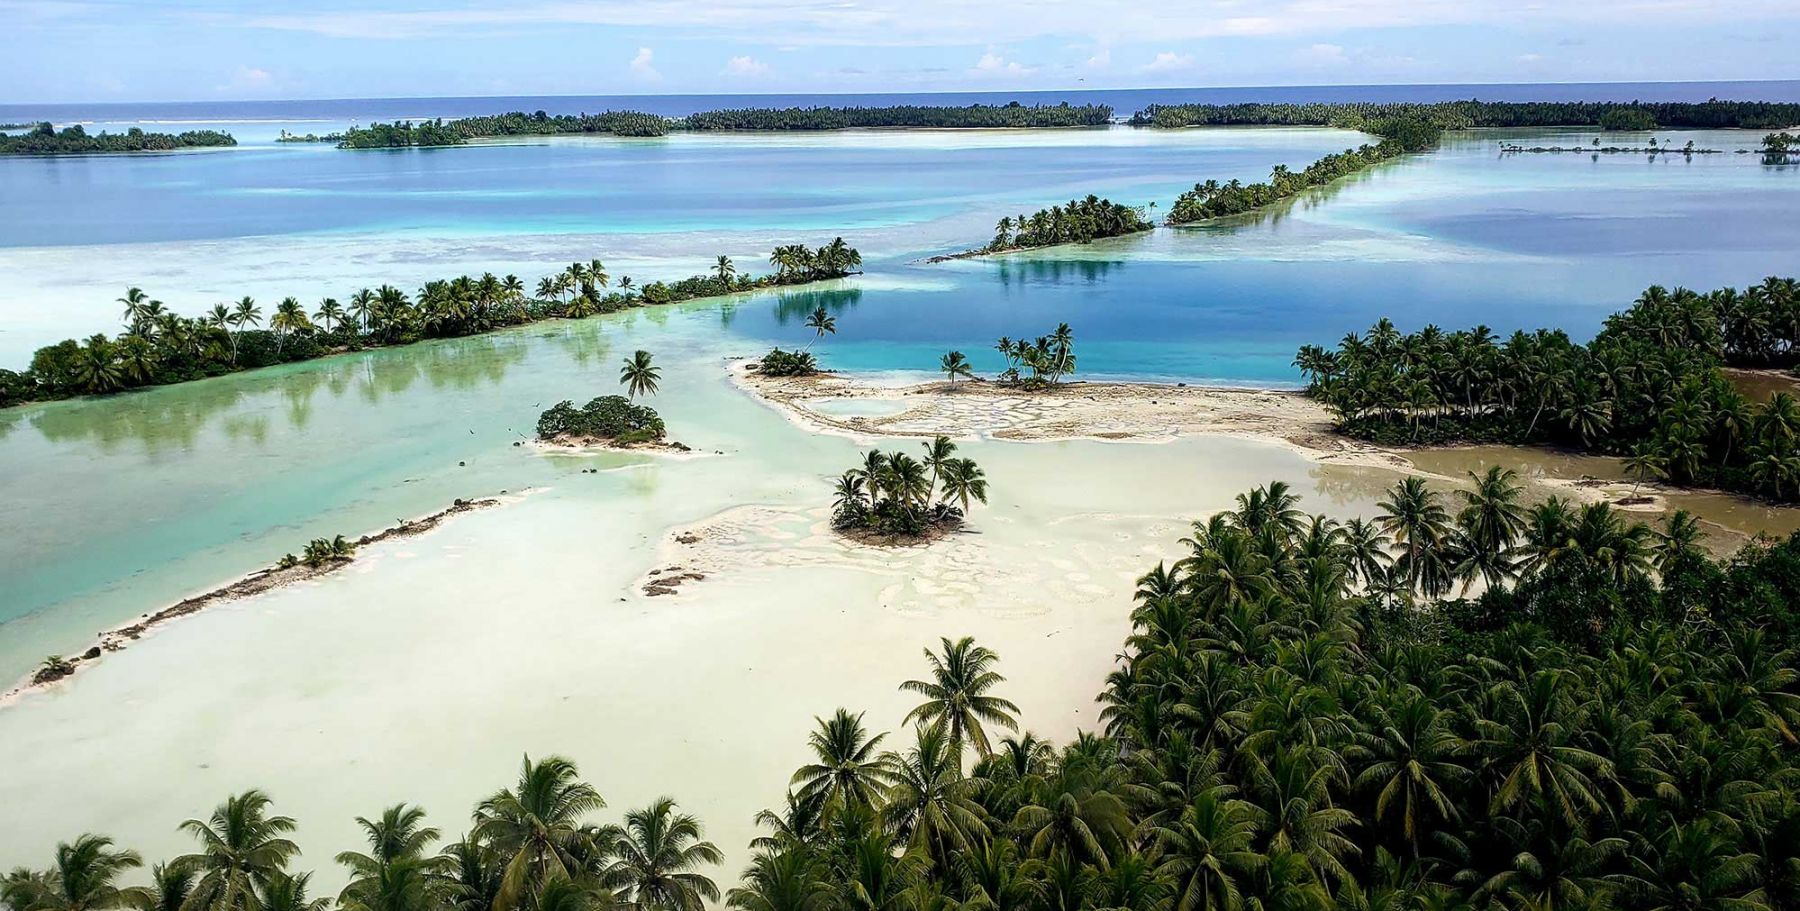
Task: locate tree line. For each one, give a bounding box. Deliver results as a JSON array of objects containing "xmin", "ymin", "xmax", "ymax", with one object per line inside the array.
[
  {"xmin": 12, "ymin": 476, "xmax": 1800, "ymax": 911},
  {"xmin": 0, "ymin": 123, "xmax": 236, "ymax": 155},
  {"xmin": 1295, "ymin": 276, "xmax": 1800, "ymax": 501},
  {"xmin": 328, "ymin": 104, "xmax": 1113, "ymax": 148},
  {"xmin": 1166, "ymin": 116, "xmax": 1443, "ymax": 224},
  {"xmin": 681, "ymin": 103, "xmax": 1112, "ymax": 131},
  {"xmin": 1130, "ymin": 99, "xmax": 1800, "ymax": 131},
  {"xmin": 1, "ymin": 242, "xmax": 861, "ymax": 408},
  {"xmin": 986, "ymin": 197, "xmax": 1154, "ymax": 253}
]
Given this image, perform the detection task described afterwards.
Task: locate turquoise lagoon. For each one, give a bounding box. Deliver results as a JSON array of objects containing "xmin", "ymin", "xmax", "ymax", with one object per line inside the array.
[{"xmin": 1, "ymin": 124, "xmax": 1797, "ymax": 680}]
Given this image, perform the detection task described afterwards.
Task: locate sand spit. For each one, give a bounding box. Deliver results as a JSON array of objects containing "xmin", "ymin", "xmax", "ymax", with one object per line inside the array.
[
  {"xmin": 731, "ymin": 362, "xmax": 1410, "ymax": 471},
  {"xmin": 2, "ymin": 495, "xmax": 503, "ymax": 706}
]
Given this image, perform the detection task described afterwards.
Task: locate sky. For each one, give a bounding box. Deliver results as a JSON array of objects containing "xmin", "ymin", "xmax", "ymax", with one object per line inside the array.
[{"xmin": 3, "ymin": 0, "xmax": 1800, "ymax": 103}]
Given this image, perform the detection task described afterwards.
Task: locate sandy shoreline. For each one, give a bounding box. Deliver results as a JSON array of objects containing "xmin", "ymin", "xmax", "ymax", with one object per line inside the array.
[
  {"xmin": 1, "ymin": 494, "xmax": 505, "ymax": 706},
  {"xmin": 729, "ymin": 362, "xmax": 1412, "ymax": 472}
]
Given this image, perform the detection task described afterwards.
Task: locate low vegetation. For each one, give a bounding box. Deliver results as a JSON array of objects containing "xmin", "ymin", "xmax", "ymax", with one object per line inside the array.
[
  {"xmin": 0, "ymin": 123, "xmax": 236, "ymax": 154},
  {"xmin": 1296, "ymin": 276, "xmax": 1800, "ymax": 501},
  {"xmin": 3, "ymin": 242, "xmax": 859, "ymax": 409},
  {"xmin": 536, "ymin": 395, "xmax": 665, "ymax": 445},
  {"xmin": 831, "ymin": 437, "xmax": 988, "ymax": 539}
]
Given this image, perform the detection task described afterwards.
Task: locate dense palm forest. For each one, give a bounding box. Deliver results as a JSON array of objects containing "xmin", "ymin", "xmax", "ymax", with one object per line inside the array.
[
  {"xmin": 335, "ymin": 111, "xmax": 671, "ymax": 147},
  {"xmin": 681, "ymin": 103, "xmax": 1111, "ymax": 131},
  {"xmin": 984, "ymin": 197, "xmax": 1154, "ymax": 253},
  {"xmin": 1295, "ymin": 277, "xmax": 1800, "ymax": 501},
  {"xmin": 1166, "ymin": 117, "xmax": 1442, "ymax": 224},
  {"xmin": 0, "ymin": 123, "xmax": 235, "ymax": 154},
  {"xmin": 331, "ymin": 104, "xmax": 1113, "ymax": 148},
  {"xmin": 1, "ymin": 242, "xmax": 861, "ymax": 408},
  {"xmin": 12, "ymin": 477, "xmax": 1800, "ymax": 911},
  {"xmin": 1130, "ymin": 99, "xmax": 1800, "ymax": 131},
  {"xmin": 831, "ymin": 436, "xmax": 988, "ymax": 538}
]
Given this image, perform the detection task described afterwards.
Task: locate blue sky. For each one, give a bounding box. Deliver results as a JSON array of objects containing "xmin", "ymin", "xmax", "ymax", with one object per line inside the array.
[{"xmin": 4, "ymin": 0, "xmax": 1799, "ymax": 103}]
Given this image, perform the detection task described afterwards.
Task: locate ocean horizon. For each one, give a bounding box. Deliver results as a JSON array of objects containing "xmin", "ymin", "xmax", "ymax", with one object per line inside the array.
[{"xmin": 6, "ymin": 78, "xmax": 1800, "ymax": 124}]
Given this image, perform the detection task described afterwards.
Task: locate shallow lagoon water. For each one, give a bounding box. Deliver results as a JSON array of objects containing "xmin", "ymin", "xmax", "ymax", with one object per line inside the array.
[{"xmin": 2, "ymin": 120, "xmax": 1799, "ymax": 876}]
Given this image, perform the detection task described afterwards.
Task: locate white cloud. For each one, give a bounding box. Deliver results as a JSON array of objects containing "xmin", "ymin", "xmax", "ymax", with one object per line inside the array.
[
  {"xmin": 1296, "ymin": 42, "xmax": 1348, "ymax": 65},
  {"xmin": 628, "ymin": 46, "xmax": 660, "ymax": 81},
  {"xmin": 216, "ymin": 65, "xmax": 275, "ymax": 94},
  {"xmin": 1519, "ymin": 52, "xmax": 1545, "ymax": 62},
  {"xmin": 208, "ymin": 0, "xmax": 1800, "ymax": 46},
  {"xmin": 971, "ymin": 50, "xmax": 1036, "ymax": 78},
  {"xmin": 1085, "ymin": 45, "xmax": 1112, "ymax": 69},
  {"xmin": 722, "ymin": 55, "xmax": 769, "ymax": 76},
  {"xmin": 1140, "ymin": 51, "xmax": 1194, "ymax": 73}
]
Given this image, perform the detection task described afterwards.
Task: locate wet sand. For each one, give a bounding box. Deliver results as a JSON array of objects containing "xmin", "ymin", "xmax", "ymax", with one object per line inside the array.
[{"xmin": 732, "ymin": 363, "xmax": 1410, "ymax": 471}]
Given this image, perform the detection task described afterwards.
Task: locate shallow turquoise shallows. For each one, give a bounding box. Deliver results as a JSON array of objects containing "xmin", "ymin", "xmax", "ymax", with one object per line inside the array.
[{"xmin": 0, "ymin": 121, "xmax": 1796, "ymax": 681}]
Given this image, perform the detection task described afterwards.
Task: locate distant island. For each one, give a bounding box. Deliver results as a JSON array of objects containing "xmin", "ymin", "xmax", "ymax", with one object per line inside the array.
[
  {"xmin": 328, "ymin": 102, "xmax": 1114, "ymax": 148},
  {"xmin": 1, "ymin": 239, "xmax": 861, "ymax": 407},
  {"xmin": 1130, "ymin": 98, "xmax": 1800, "ymax": 131},
  {"xmin": 0, "ymin": 122, "xmax": 236, "ymax": 155}
]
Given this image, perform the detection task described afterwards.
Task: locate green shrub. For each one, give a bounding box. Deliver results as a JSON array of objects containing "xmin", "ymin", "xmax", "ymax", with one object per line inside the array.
[
  {"xmin": 757, "ymin": 348, "xmax": 818, "ymax": 377},
  {"xmin": 535, "ymin": 395, "xmax": 665, "ymax": 441}
]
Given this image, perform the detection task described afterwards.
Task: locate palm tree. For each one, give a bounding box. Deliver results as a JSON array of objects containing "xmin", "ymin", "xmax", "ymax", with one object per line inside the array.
[
  {"xmin": 230, "ymin": 298, "xmax": 263, "ymax": 334},
  {"xmin": 791, "ymin": 709, "xmax": 894, "ymax": 814},
  {"xmin": 900, "ymin": 636, "xmax": 1020, "ymax": 758},
  {"xmin": 4, "ymin": 835, "xmax": 147, "ymax": 911},
  {"xmin": 126, "ymin": 865, "xmax": 195, "ymax": 911},
  {"xmin": 880, "ymin": 723, "xmax": 988, "ymax": 871},
  {"xmin": 937, "ymin": 459, "xmax": 988, "ymax": 515},
  {"xmin": 620, "ymin": 351, "xmax": 660, "ymax": 399},
  {"xmin": 1622, "ymin": 445, "xmax": 1668, "ymax": 498},
  {"xmin": 713, "ymin": 256, "xmax": 735, "ymax": 284},
  {"xmin": 939, "ymin": 351, "xmax": 972, "ymax": 387},
  {"xmin": 600, "ymin": 798, "xmax": 722, "ymax": 911},
  {"xmin": 335, "ymin": 803, "xmax": 446, "ymax": 909},
  {"xmin": 177, "ymin": 790, "xmax": 301, "ymax": 911},
  {"xmin": 1477, "ymin": 671, "xmax": 1612, "ymax": 829},
  {"xmin": 1351, "ymin": 693, "xmax": 1470, "ymax": 857},
  {"xmin": 724, "ymin": 850, "xmax": 831, "ymax": 911},
  {"xmin": 1151, "ymin": 790, "xmax": 1265, "ymax": 911},
  {"xmin": 255, "ymin": 875, "xmax": 328, "ymax": 911},
  {"xmin": 1377, "ymin": 477, "xmax": 1454, "ymax": 596},
  {"xmin": 802, "ymin": 307, "xmax": 835, "ymax": 352},
  {"xmin": 473, "ymin": 755, "xmax": 606, "ymax": 911},
  {"xmin": 313, "ymin": 299, "xmax": 345, "ymax": 334},
  {"xmin": 119, "ymin": 287, "xmax": 150, "ymax": 331}
]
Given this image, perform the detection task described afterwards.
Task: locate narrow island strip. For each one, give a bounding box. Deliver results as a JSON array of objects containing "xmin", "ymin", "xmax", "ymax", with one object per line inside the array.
[{"xmin": 4, "ymin": 495, "xmax": 504, "ymax": 705}]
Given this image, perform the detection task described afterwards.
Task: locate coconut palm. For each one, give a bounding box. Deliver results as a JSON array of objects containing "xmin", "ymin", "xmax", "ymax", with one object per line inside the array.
[
  {"xmin": 713, "ymin": 257, "xmax": 735, "ymax": 284},
  {"xmin": 600, "ymin": 798, "xmax": 721, "ymax": 911},
  {"xmin": 1151, "ymin": 790, "xmax": 1265, "ymax": 911},
  {"xmin": 472, "ymin": 755, "xmax": 606, "ymax": 911},
  {"xmin": 880, "ymin": 723, "xmax": 989, "ymax": 870},
  {"xmin": 900, "ymin": 636, "xmax": 1020, "ymax": 758},
  {"xmin": 335, "ymin": 803, "xmax": 446, "ymax": 909},
  {"xmin": 724, "ymin": 850, "xmax": 831, "ymax": 911},
  {"xmin": 4, "ymin": 835, "xmax": 147, "ymax": 911},
  {"xmin": 937, "ymin": 459, "xmax": 988, "ymax": 515},
  {"xmin": 254, "ymin": 875, "xmax": 327, "ymax": 911},
  {"xmin": 939, "ymin": 351, "xmax": 972, "ymax": 387},
  {"xmin": 619, "ymin": 351, "xmax": 660, "ymax": 399},
  {"xmin": 791, "ymin": 709, "xmax": 894, "ymax": 814},
  {"xmin": 802, "ymin": 308, "xmax": 835, "ymax": 352},
  {"xmin": 176, "ymin": 790, "xmax": 301, "ymax": 911}
]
